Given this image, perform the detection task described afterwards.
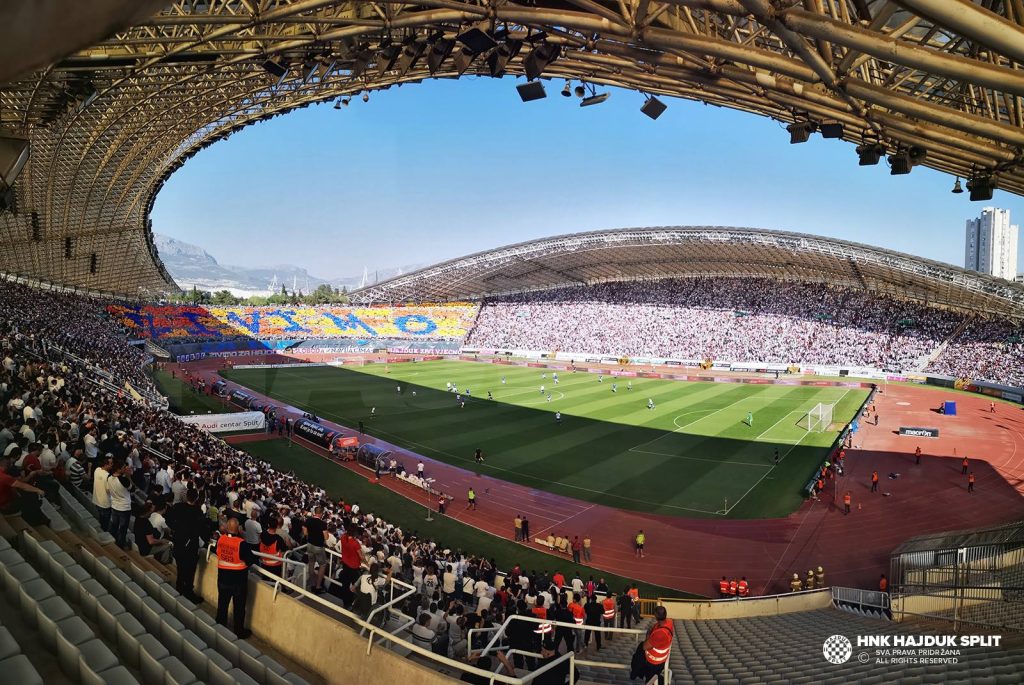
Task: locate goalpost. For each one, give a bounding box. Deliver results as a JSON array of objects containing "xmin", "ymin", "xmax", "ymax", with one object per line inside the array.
[{"xmin": 806, "ymin": 402, "xmax": 834, "ymax": 433}]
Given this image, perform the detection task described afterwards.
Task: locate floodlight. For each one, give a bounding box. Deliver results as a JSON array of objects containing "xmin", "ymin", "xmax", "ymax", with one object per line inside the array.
[
  {"xmin": 427, "ymin": 38, "xmax": 455, "ymax": 74},
  {"xmin": 457, "ymin": 23, "xmax": 497, "ymax": 54},
  {"xmin": 786, "ymin": 122, "xmax": 815, "ymax": 144},
  {"xmin": 523, "ymin": 43, "xmax": 560, "ymax": 81},
  {"xmin": 855, "ymin": 143, "xmax": 884, "ymax": 166},
  {"xmin": 0, "ymin": 132, "xmax": 30, "ymax": 190},
  {"xmin": 819, "ymin": 122, "xmax": 843, "ymax": 139},
  {"xmin": 573, "ymin": 84, "xmax": 585, "ymax": 98},
  {"xmin": 261, "ymin": 59, "xmax": 287, "ymax": 78},
  {"xmin": 888, "ymin": 151, "xmax": 912, "ymax": 175}
]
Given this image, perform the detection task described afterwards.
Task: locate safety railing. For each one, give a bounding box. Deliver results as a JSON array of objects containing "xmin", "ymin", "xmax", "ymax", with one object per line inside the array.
[
  {"xmin": 243, "ymin": 563, "xmax": 604, "ymax": 685},
  {"xmin": 474, "ymin": 613, "xmax": 666, "ymax": 682},
  {"xmin": 274, "ymin": 541, "xmax": 415, "ymax": 635},
  {"xmin": 249, "ymin": 549, "xmax": 308, "ymax": 590},
  {"xmin": 831, "ymin": 586, "xmax": 891, "ymax": 616}
]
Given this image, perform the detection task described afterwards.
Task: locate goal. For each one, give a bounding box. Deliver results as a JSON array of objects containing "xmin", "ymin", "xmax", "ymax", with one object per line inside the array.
[{"xmin": 806, "ymin": 402, "xmax": 834, "ymax": 433}]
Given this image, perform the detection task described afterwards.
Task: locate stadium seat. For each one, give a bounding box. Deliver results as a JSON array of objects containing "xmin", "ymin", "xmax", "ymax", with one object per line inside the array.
[
  {"xmin": 34, "ymin": 595, "xmax": 76, "ymax": 647},
  {"xmin": 159, "ymin": 655, "xmax": 199, "ymax": 685},
  {"xmin": 237, "ymin": 639, "xmax": 266, "ymax": 682},
  {"xmin": 0, "ymin": 627, "xmax": 20, "ymax": 661},
  {"xmin": 2, "ymin": 562, "xmax": 39, "ymax": 600},
  {"xmin": 137, "ymin": 634, "xmax": 172, "ymax": 684},
  {"xmin": 114, "ymin": 613, "xmax": 148, "ymax": 668},
  {"xmin": 213, "ymin": 624, "xmax": 242, "ymax": 665},
  {"xmin": 18, "ymin": 577, "xmax": 56, "ymax": 617},
  {"xmin": 140, "ymin": 596, "xmax": 168, "ymax": 636},
  {"xmin": 228, "ymin": 667, "xmax": 262, "ymax": 685},
  {"xmin": 0, "ymin": 655, "xmax": 44, "ymax": 685},
  {"xmin": 60, "ymin": 564, "xmax": 93, "ymax": 601},
  {"xmin": 95, "ymin": 594, "xmax": 129, "ymax": 642},
  {"xmin": 81, "ymin": 662, "xmax": 140, "ymax": 685}
]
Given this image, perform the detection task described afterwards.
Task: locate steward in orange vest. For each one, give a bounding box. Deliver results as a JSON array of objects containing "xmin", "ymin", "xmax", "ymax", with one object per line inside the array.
[
  {"xmin": 215, "ymin": 518, "xmax": 256, "ymax": 638},
  {"xmin": 719, "ymin": 576, "xmax": 729, "ymax": 597},
  {"xmin": 630, "ymin": 606, "xmax": 674, "ymax": 682},
  {"xmin": 258, "ymin": 516, "xmax": 289, "ymax": 576},
  {"xmin": 728, "ymin": 579, "xmax": 738, "ymax": 596},
  {"xmin": 601, "ymin": 593, "xmax": 617, "ymax": 636},
  {"xmin": 737, "ymin": 578, "xmax": 749, "ymax": 597}
]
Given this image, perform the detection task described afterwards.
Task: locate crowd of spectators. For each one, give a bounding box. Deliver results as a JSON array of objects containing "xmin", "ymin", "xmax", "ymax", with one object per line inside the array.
[
  {"xmin": 0, "ymin": 282, "xmax": 639, "ymax": 674},
  {"xmin": 926, "ymin": 317, "xmax": 1024, "ymax": 387},
  {"xmin": 468, "ymin": 278, "xmax": 969, "ymax": 372}
]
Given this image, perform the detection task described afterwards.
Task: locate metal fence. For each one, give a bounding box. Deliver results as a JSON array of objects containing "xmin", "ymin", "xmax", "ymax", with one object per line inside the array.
[{"xmin": 890, "ymin": 520, "xmax": 1024, "ymax": 631}]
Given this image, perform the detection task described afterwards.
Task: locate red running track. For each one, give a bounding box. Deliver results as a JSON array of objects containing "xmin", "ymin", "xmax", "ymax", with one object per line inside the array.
[{"xmin": 178, "ymin": 359, "xmax": 1024, "ymax": 597}]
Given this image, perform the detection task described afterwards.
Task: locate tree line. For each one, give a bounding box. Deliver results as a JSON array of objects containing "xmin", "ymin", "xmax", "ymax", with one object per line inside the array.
[{"xmin": 164, "ymin": 283, "xmax": 350, "ymax": 306}]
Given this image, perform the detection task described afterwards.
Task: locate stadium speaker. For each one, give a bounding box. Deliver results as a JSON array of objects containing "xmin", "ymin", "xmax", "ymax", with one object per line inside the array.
[
  {"xmin": 967, "ymin": 175, "xmax": 995, "ymax": 201},
  {"xmin": 453, "ymin": 47, "xmax": 476, "ymax": 75},
  {"xmin": 0, "ymin": 131, "xmax": 30, "ymax": 190},
  {"xmin": 640, "ymin": 96, "xmax": 667, "ymax": 120},
  {"xmin": 786, "ymin": 122, "xmax": 815, "ymax": 144},
  {"xmin": 64, "ymin": 236, "xmax": 73, "ymax": 259},
  {"xmin": 89, "ymin": 252, "xmax": 97, "ymax": 274},
  {"xmin": 888, "ymin": 151, "xmax": 912, "ymax": 175},
  {"xmin": 516, "ymin": 81, "xmax": 546, "ymax": 102}
]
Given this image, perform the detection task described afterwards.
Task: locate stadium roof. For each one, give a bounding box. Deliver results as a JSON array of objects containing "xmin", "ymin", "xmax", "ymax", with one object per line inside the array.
[
  {"xmin": 350, "ymin": 226, "xmax": 1024, "ymax": 318},
  {"xmin": 2, "ymin": 1, "xmax": 1024, "ymax": 295}
]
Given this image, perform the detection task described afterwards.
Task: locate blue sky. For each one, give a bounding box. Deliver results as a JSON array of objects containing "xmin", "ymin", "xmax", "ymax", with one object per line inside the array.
[{"xmin": 151, "ymin": 76, "xmax": 1024, "ymax": 281}]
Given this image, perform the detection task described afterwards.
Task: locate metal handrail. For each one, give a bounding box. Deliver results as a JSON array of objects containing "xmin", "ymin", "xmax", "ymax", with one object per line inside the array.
[
  {"xmin": 245, "ymin": 564, "xmax": 585, "ymax": 685},
  {"xmin": 477, "ymin": 613, "xmax": 646, "ymax": 659}
]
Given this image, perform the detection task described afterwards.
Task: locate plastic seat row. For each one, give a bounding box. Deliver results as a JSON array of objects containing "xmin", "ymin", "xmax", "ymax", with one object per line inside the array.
[
  {"xmin": 29, "ymin": 532, "xmax": 264, "ymax": 685},
  {"xmin": 0, "ymin": 537, "xmax": 46, "ymax": 685},
  {"xmin": 2, "ymin": 534, "xmax": 138, "ymax": 684},
  {"xmin": 119, "ymin": 550, "xmax": 310, "ymax": 685},
  {"xmin": 57, "ymin": 485, "xmax": 115, "ymax": 546}
]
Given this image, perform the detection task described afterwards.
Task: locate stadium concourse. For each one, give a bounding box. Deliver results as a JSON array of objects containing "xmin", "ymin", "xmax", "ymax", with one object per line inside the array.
[{"xmin": 183, "ymin": 353, "xmax": 1024, "ymax": 597}]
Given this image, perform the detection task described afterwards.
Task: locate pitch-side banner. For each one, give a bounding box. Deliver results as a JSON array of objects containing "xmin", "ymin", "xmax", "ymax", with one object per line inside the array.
[{"xmin": 180, "ymin": 411, "xmax": 265, "ymax": 433}]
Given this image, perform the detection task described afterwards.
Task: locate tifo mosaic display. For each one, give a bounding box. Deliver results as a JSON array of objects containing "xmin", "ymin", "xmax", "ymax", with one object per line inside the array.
[{"xmin": 107, "ymin": 304, "xmax": 479, "ymax": 341}]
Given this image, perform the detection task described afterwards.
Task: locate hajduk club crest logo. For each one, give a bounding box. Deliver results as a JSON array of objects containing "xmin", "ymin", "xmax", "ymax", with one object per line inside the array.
[{"xmin": 823, "ymin": 634, "xmax": 853, "ymax": 664}]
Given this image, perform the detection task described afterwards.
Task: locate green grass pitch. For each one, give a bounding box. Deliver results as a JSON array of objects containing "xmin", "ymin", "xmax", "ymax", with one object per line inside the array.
[{"xmin": 223, "ymin": 360, "xmax": 867, "ymax": 519}]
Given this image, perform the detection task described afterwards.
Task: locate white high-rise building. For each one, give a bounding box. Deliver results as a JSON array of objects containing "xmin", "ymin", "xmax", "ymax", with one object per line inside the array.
[{"xmin": 964, "ymin": 208, "xmax": 1019, "ymax": 280}]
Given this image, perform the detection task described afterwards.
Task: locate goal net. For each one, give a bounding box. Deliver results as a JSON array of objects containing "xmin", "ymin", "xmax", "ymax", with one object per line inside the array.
[{"xmin": 806, "ymin": 402, "xmax": 834, "ymax": 433}]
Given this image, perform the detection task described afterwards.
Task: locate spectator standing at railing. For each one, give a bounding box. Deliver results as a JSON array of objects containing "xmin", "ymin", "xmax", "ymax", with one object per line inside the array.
[
  {"xmin": 583, "ymin": 594, "xmax": 604, "ymax": 650},
  {"xmin": 303, "ymin": 506, "xmax": 329, "ymax": 594},
  {"xmin": 167, "ymin": 487, "xmax": 208, "ymax": 601},
  {"xmin": 338, "ymin": 523, "xmax": 365, "ymax": 607}
]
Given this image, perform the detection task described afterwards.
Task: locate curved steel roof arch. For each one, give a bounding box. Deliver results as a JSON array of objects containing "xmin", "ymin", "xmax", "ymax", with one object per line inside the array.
[
  {"xmin": 350, "ymin": 226, "xmax": 1024, "ymax": 318},
  {"xmin": 1, "ymin": 1, "xmax": 1024, "ymax": 294}
]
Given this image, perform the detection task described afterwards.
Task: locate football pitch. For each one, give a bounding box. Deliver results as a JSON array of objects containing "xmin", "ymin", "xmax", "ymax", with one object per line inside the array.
[{"xmin": 223, "ymin": 360, "xmax": 867, "ymax": 519}]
